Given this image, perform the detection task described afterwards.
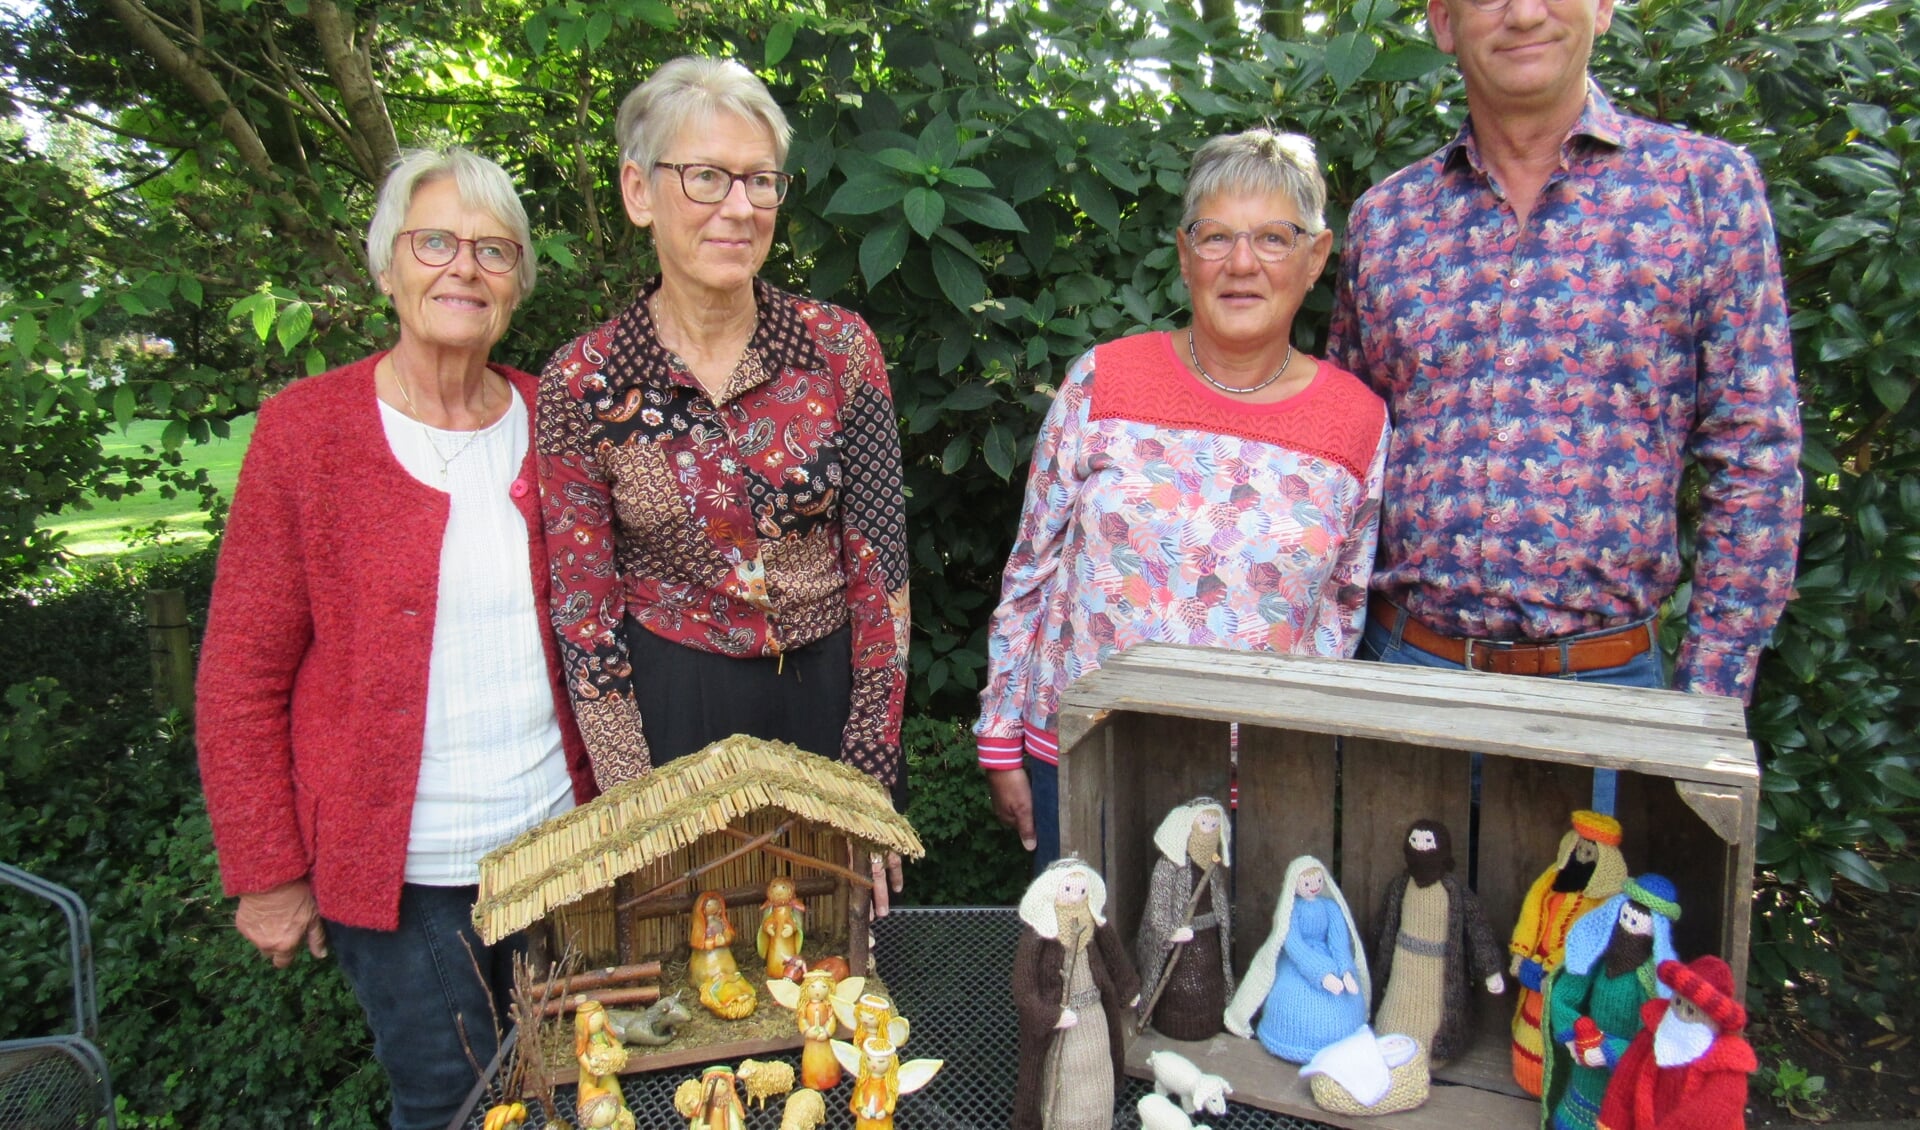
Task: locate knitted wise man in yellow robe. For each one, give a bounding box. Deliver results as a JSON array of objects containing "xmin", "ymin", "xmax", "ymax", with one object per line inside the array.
[{"xmin": 1509, "ymin": 810, "xmax": 1627, "ymax": 1096}]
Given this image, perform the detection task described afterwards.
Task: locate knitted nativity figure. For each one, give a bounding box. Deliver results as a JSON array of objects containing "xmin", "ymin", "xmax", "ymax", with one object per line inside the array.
[
  {"xmin": 1224, "ymin": 855, "xmax": 1370, "ymax": 1063},
  {"xmin": 1542, "ymin": 874, "xmax": 1682, "ymax": 1130},
  {"xmin": 1511, "ymin": 809, "xmax": 1628, "ymax": 1096},
  {"xmin": 1596, "ymin": 956, "xmax": 1757, "ymax": 1130},
  {"xmin": 1133, "ymin": 797, "xmax": 1234, "ymax": 1040},
  {"xmin": 1012, "ymin": 858, "xmax": 1142, "ymax": 1130},
  {"xmin": 1371, "ymin": 819, "xmax": 1506, "ymax": 1062}
]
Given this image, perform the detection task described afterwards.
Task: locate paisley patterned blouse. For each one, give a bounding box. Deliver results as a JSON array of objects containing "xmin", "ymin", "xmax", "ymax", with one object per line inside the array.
[
  {"xmin": 537, "ymin": 279, "xmax": 908, "ymax": 790},
  {"xmin": 975, "ymin": 332, "xmax": 1390, "ymax": 769}
]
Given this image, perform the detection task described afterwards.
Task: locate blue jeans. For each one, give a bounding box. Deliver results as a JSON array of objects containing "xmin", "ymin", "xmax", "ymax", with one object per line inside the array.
[
  {"xmin": 1027, "ymin": 755, "xmax": 1062, "ymax": 874},
  {"xmin": 328, "ymin": 884, "xmax": 525, "ymax": 1130},
  {"xmin": 1360, "ymin": 611, "xmax": 1666, "ymax": 814}
]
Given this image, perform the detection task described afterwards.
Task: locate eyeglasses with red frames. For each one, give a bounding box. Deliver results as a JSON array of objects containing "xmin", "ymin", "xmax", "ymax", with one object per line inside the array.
[
  {"xmin": 653, "ymin": 162, "xmax": 793, "ymax": 209},
  {"xmin": 397, "ymin": 228, "xmax": 523, "ymax": 274}
]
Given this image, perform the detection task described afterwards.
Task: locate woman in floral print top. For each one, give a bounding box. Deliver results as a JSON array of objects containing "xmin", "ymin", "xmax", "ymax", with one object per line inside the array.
[
  {"xmin": 976, "ymin": 130, "xmax": 1390, "ymax": 865},
  {"xmin": 537, "ymin": 58, "xmax": 910, "ymax": 853}
]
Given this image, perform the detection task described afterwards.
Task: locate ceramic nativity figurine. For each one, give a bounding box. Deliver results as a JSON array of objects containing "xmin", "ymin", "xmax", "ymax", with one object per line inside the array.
[
  {"xmin": 689, "ymin": 889, "xmax": 757, "ymax": 1019},
  {"xmin": 1133, "ymin": 797, "xmax": 1234, "ymax": 1040},
  {"xmin": 1224, "ymin": 855, "xmax": 1370, "ymax": 1063},
  {"xmin": 1542, "ymin": 874, "xmax": 1681, "ymax": 1130},
  {"xmin": 684, "ymin": 1064, "xmax": 748, "ymax": 1130},
  {"xmin": 1597, "ymin": 956, "xmax": 1758, "ymax": 1130},
  {"xmin": 1370, "ymin": 818, "xmax": 1505, "ymax": 1061},
  {"xmin": 573, "ymin": 999, "xmax": 636, "ymax": 1130},
  {"xmin": 1510, "ymin": 809, "xmax": 1628, "ymax": 1096},
  {"xmin": 758, "ymin": 876, "xmax": 806, "ymax": 978},
  {"xmin": 831, "ymin": 1036, "xmax": 944, "ymax": 1130},
  {"xmin": 1012, "ymin": 857, "xmax": 1142, "ymax": 1130},
  {"xmin": 768, "ymin": 969, "xmax": 869, "ymax": 1091}
]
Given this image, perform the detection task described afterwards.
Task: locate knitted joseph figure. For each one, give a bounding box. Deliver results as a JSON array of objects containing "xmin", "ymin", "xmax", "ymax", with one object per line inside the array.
[
  {"xmin": 1012, "ymin": 858, "xmax": 1141, "ymax": 1130},
  {"xmin": 1371, "ymin": 819, "xmax": 1505, "ymax": 1062},
  {"xmin": 1224, "ymin": 855, "xmax": 1370, "ymax": 1063},
  {"xmin": 1596, "ymin": 956, "xmax": 1757, "ymax": 1130},
  {"xmin": 1542, "ymin": 875, "xmax": 1681, "ymax": 1130},
  {"xmin": 1510, "ymin": 810, "xmax": 1628, "ymax": 1096},
  {"xmin": 1133, "ymin": 797, "xmax": 1234, "ymax": 1040}
]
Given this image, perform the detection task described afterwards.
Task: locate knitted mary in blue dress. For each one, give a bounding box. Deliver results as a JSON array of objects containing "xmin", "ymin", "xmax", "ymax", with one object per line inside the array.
[{"xmin": 1224, "ymin": 855, "xmax": 1371, "ymax": 1062}]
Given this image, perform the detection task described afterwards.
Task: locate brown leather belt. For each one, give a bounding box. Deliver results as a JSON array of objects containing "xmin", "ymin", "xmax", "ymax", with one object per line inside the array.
[{"xmin": 1369, "ymin": 596, "xmax": 1654, "ymax": 677}]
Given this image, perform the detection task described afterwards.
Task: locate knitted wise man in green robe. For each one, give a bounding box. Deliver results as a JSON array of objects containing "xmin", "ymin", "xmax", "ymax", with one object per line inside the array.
[{"xmin": 1540, "ymin": 874, "xmax": 1681, "ymax": 1130}]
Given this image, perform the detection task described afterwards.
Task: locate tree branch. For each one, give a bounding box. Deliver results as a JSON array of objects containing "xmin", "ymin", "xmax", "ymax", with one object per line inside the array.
[
  {"xmin": 10, "ymin": 94, "xmax": 194, "ymax": 148},
  {"xmin": 87, "ymin": 149, "xmax": 188, "ymax": 203},
  {"xmin": 102, "ymin": 0, "xmax": 277, "ymax": 182},
  {"xmin": 307, "ymin": 0, "xmax": 397, "ymax": 181}
]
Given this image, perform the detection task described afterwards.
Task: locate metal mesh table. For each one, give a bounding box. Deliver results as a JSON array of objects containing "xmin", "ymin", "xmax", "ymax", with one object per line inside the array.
[{"xmin": 460, "ymin": 906, "xmax": 1326, "ymax": 1129}]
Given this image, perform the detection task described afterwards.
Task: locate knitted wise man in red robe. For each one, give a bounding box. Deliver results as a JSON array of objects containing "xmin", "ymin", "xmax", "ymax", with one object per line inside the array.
[{"xmin": 1597, "ymin": 956, "xmax": 1757, "ymax": 1130}]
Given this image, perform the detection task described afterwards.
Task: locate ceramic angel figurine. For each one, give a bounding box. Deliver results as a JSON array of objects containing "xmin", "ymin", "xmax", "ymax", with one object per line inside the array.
[
  {"xmin": 684, "ymin": 1064, "xmax": 748, "ymax": 1130},
  {"xmin": 573, "ymin": 1000, "xmax": 636, "ymax": 1130},
  {"xmin": 1371, "ymin": 819, "xmax": 1505, "ymax": 1061},
  {"xmin": 689, "ymin": 889, "xmax": 757, "ymax": 1019},
  {"xmin": 1134, "ymin": 797, "xmax": 1234, "ymax": 1040},
  {"xmin": 831, "ymin": 1037, "xmax": 943, "ymax": 1130},
  {"xmin": 1012, "ymin": 857, "xmax": 1141, "ymax": 1130},
  {"xmin": 758, "ymin": 877, "xmax": 807, "ymax": 978},
  {"xmin": 1224, "ymin": 855, "xmax": 1369, "ymax": 1063},
  {"xmin": 834, "ymin": 990, "xmax": 911, "ymax": 1061},
  {"xmin": 769, "ymin": 970, "xmax": 868, "ymax": 1091},
  {"xmin": 1509, "ymin": 810, "xmax": 1627, "ymax": 1096}
]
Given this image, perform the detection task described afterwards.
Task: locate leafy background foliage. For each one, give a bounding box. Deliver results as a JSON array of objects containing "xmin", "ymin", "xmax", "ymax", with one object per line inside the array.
[{"xmin": 2, "ymin": 0, "xmax": 1916, "ymax": 1122}]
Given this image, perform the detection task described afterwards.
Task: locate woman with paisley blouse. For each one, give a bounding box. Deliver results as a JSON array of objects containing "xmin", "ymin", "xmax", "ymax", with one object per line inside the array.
[
  {"xmin": 976, "ymin": 130, "xmax": 1391, "ymax": 866},
  {"xmin": 538, "ymin": 57, "xmax": 910, "ymax": 899}
]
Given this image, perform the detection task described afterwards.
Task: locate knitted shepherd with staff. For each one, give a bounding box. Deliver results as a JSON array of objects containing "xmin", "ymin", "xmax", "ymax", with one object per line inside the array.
[
  {"xmin": 1510, "ymin": 810, "xmax": 1628, "ymax": 1095},
  {"xmin": 1133, "ymin": 797, "xmax": 1233, "ymax": 1040}
]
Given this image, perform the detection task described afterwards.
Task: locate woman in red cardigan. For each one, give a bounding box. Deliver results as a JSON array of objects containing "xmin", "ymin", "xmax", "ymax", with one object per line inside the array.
[{"xmin": 196, "ymin": 147, "xmax": 593, "ymax": 1130}]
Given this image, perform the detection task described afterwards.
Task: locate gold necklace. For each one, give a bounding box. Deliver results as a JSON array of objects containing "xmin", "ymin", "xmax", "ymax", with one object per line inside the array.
[{"xmin": 1188, "ymin": 331, "xmax": 1293, "ymax": 396}]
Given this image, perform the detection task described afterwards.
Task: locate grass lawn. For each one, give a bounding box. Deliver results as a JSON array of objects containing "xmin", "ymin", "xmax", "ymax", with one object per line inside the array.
[{"xmin": 40, "ymin": 415, "xmax": 256, "ymax": 559}]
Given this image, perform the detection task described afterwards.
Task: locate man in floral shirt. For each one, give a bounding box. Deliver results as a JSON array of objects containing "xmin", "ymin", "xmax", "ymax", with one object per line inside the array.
[{"xmin": 1328, "ymin": 0, "xmax": 1802, "ymax": 741}]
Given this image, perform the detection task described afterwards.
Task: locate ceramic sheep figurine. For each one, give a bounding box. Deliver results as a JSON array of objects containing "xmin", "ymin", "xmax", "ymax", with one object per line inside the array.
[
  {"xmin": 736, "ymin": 1058, "xmax": 796, "ymax": 1109},
  {"xmin": 1145, "ymin": 1049, "xmax": 1233, "ymax": 1116},
  {"xmin": 779, "ymin": 1089, "xmax": 827, "ymax": 1130},
  {"xmin": 1138, "ymin": 1092, "xmax": 1213, "ymax": 1130}
]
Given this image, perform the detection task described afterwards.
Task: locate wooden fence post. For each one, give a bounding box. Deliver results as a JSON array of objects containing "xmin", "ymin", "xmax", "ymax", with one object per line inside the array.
[{"xmin": 145, "ymin": 588, "xmax": 195, "ymax": 719}]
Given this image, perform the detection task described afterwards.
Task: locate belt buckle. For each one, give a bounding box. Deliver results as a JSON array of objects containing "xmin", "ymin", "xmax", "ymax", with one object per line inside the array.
[{"xmin": 1460, "ymin": 637, "xmax": 1513, "ymax": 673}]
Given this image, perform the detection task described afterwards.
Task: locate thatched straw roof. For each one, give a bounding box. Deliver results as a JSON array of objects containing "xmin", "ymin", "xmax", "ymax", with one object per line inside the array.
[{"xmin": 471, "ymin": 735, "xmax": 925, "ymax": 943}]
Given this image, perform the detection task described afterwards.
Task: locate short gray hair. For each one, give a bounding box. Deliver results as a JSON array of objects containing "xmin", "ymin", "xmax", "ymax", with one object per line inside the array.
[
  {"xmin": 366, "ymin": 147, "xmax": 536, "ymax": 298},
  {"xmin": 615, "ymin": 56, "xmax": 793, "ymax": 175},
  {"xmin": 1181, "ymin": 129, "xmax": 1328, "ymax": 234}
]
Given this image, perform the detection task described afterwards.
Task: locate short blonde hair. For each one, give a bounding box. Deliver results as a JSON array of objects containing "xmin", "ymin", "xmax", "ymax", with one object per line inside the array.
[
  {"xmin": 1181, "ymin": 129, "xmax": 1328, "ymax": 234},
  {"xmin": 615, "ymin": 56, "xmax": 792, "ymax": 174},
  {"xmin": 366, "ymin": 147, "xmax": 536, "ymax": 298}
]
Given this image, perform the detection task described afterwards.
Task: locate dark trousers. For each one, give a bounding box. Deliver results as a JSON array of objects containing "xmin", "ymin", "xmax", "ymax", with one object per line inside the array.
[{"xmin": 327, "ymin": 883, "xmax": 524, "ymax": 1130}]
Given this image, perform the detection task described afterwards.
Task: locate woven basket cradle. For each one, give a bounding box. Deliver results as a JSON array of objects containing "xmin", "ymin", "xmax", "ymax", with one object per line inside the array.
[{"xmin": 1308, "ymin": 1044, "xmax": 1431, "ymax": 1116}]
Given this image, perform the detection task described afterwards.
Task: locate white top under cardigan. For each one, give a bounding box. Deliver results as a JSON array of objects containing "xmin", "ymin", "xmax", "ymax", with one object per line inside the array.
[{"xmin": 378, "ymin": 386, "xmax": 575, "ymax": 885}]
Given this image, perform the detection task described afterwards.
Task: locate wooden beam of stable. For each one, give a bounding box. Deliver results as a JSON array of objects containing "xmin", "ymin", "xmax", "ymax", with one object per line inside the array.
[
  {"xmin": 622, "ymin": 820, "xmax": 794, "ymax": 908},
  {"xmin": 536, "ymin": 984, "xmax": 661, "ymax": 1018},
  {"xmin": 715, "ymin": 827, "xmax": 875, "ymax": 890},
  {"xmin": 619, "ymin": 876, "xmax": 841, "ymax": 922},
  {"xmin": 551, "ymin": 961, "xmax": 663, "ymax": 996}
]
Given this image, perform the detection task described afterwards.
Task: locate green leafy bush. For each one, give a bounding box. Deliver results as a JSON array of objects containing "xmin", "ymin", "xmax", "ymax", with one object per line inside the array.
[{"xmin": 901, "ymin": 714, "xmax": 1030, "ymax": 906}]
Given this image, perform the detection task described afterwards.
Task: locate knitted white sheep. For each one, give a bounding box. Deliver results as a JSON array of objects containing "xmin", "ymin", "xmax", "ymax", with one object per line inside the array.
[
  {"xmin": 1138, "ymin": 1092, "xmax": 1213, "ymax": 1130},
  {"xmin": 1145, "ymin": 1048, "xmax": 1234, "ymax": 1116}
]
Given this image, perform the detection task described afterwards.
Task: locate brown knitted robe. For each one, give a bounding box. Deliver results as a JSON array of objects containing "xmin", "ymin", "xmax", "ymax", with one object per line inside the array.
[
  {"xmin": 1012, "ymin": 919, "xmax": 1140, "ymax": 1130},
  {"xmin": 1371, "ymin": 872, "xmax": 1504, "ymax": 1061}
]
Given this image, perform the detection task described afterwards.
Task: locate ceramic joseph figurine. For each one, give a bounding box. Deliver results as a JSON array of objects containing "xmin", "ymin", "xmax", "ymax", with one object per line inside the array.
[
  {"xmin": 758, "ymin": 876, "xmax": 807, "ymax": 978},
  {"xmin": 1224, "ymin": 855, "xmax": 1370, "ymax": 1063},
  {"xmin": 689, "ymin": 889, "xmax": 757, "ymax": 1019},
  {"xmin": 573, "ymin": 999, "xmax": 636, "ymax": 1130},
  {"xmin": 1133, "ymin": 797, "xmax": 1234, "ymax": 1040},
  {"xmin": 1011, "ymin": 857, "xmax": 1141, "ymax": 1130}
]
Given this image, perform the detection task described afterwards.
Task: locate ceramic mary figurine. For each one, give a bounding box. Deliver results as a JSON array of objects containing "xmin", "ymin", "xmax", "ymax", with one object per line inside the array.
[
  {"xmin": 1134, "ymin": 797, "xmax": 1233, "ymax": 1040},
  {"xmin": 1012, "ymin": 857, "xmax": 1140, "ymax": 1130},
  {"xmin": 1225, "ymin": 855, "xmax": 1370, "ymax": 1062},
  {"xmin": 758, "ymin": 876, "xmax": 806, "ymax": 978}
]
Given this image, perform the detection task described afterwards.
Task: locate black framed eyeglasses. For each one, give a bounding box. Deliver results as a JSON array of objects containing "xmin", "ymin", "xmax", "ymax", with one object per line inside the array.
[
  {"xmin": 654, "ymin": 162, "xmax": 792, "ymax": 209},
  {"xmin": 397, "ymin": 229, "xmax": 523, "ymax": 274},
  {"xmin": 1184, "ymin": 218, "xmax": 1310, "ymax": 263}
]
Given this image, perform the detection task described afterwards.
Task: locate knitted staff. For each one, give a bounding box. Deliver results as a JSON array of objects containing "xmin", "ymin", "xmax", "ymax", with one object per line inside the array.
[
  {"xmin": 1045, "ymin": 919, "xmax": 1087, "ymax": 1128},
  {"xmin": 1133, "ymin": 857, "xmax": 1221, "ymax": 1036}
]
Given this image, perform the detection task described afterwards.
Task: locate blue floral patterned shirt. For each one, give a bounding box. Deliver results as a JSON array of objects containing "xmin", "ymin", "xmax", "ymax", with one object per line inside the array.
[{"xmin": 1329, "ymin": 86, "xmax": 1802, "ymax": 701}]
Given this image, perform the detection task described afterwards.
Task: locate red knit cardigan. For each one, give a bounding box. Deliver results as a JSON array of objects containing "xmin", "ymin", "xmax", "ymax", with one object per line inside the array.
[{"xmin": 196, "ymin": 353, "xmax": 595, "ymax": 931}]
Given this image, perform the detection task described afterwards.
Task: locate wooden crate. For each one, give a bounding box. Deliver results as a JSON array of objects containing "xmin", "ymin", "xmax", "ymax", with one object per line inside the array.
[{"xmin": 1055, "ymin": 643, "xmax": 1758, "ymax": 1130}]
